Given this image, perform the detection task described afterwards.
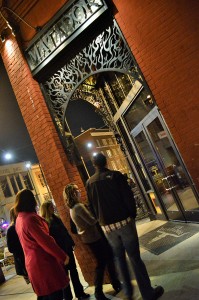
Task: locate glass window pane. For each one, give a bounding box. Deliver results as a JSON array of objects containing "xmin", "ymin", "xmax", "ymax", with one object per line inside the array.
[
  {"xmin": 124, "ymin": 89, "xmax": 154, "ymax": 131},
  {"xmin": 134, "ymin": 131, "xmax": 179, "ymax": 212},
  {"xmin": 0, "ymin": 177, "xmax": 12, "ymax": 198},
  {"xmin": 10, "ymin": 176, "xmax": 18, "ymax": 194},
  {"xmin": 147, "ymin": 118, "xmax": 199, "ymax": 211}
]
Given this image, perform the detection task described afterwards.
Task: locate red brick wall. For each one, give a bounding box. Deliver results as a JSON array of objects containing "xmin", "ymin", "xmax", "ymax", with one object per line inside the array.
[
  {"xmin": 113, "ymin": 0, "xmax": 199, "ymax": 190},
  {"xmin": 0, "ymin": 35, "xmax": 96, "ymax": 284}
]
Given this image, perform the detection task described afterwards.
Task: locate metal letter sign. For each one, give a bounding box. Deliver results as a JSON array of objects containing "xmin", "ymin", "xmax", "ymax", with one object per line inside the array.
[{"xmin": 25, "ymin": 0, "xmax": 107, "ymax": 76}]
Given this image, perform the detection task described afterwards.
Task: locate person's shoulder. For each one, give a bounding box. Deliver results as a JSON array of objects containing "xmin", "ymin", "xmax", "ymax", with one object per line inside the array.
[
  {"xmin": 74, "ymin": 203, "xmax": 86, "ymax": 213},
  {"xmin": 7, "ymin": 224, "xmax": 15, "ymax": 234},
  {"xmin": 52, "ymin": 214, "xmax": 61, "ymax": 222},
  {"xmin": 75, "ymin": 203, "xmax": 84, "ymax": 210},
  {"xmin": 86, "ymin": 174, "xmax": 96, "ymax": 185},
  {"xmin": 27, "ymin": 212, "xmax": 44, "ymax": 225},
  {"xmin": 107, "ymin": 169, "xmax": 123, "ymax": 178}
]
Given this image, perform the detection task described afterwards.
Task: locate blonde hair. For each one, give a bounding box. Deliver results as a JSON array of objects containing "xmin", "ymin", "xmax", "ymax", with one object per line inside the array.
[
  {"xmin": 63, "ymin": 183, "xmax": 79, "ymax": 209},
  {"xmin": 9, "ymin": 207, "xmax": 16, "ymax": 225},
  {"xmin": 40, "ymin": 201, "xmax": 54, "ymax": 225}
]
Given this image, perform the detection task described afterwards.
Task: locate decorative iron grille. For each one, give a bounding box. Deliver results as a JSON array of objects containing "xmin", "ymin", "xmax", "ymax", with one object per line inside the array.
[{"xmin": 44, "ymin": 20, "xmax": 139, "ymax": 134}]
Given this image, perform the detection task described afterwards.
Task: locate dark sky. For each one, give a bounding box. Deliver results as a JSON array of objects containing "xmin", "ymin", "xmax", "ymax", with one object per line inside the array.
[
  {"xmin": 0, "ymin": 58, "xmax": 104, "ymax": 165},
  {"xmin": 66, "ymin": 99, "xmax": 105, "ymax": 137},
  {"xmin": 0, "ymin": 57, "xmax": 38, "ymax": 165}
]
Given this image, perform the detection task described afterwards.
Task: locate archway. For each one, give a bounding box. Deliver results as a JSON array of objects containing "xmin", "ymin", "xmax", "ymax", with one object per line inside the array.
[
  {"xmin": 63, "ymin": 70, "xmax": 150, "ymax": 220},
  {"xmin": 42, "ymin": 19, "xmax": 150, "ymax": 220}
]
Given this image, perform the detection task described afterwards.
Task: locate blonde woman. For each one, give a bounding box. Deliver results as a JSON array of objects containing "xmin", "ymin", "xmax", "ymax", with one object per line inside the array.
[
  {"xmin": 63, "ymin": 183, "xmax": 121, "ymax": 300},
  {"xmin": 40, "ymin": 201, "xmax": 90, "ymax": 300}
]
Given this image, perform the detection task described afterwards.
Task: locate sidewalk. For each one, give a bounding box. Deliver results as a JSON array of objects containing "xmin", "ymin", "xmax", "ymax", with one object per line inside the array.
[{"xmin": 0, "ymin": 219, "xmax": 199, "ymax": 299}]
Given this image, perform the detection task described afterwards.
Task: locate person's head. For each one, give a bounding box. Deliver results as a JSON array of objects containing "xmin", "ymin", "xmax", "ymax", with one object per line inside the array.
[
  {"xmin": 14, "ymin": 189, "xmax": 37, "ymax": 216},
  {"xmin": 40, "ymin": 201, "xmax": 54, "ymax": 224},
  {"xmin": 63, "ymin": 183, "xmax": 81, "ymax": 209},
  {"xmin": 9, "ymin": 207, "xmax": 17, "ymax": 225},
  {"xmin": 92, "ymin": 153, "xmax": 107, "ymax": 170}
]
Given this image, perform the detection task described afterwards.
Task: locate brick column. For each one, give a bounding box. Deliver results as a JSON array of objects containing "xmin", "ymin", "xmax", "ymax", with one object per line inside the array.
[{"xmin": 0, "ymin": 35, "xmax": 96, "ymax": 284}]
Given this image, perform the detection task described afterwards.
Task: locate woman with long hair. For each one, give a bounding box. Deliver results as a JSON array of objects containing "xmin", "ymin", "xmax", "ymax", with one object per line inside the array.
[
  {"xmin": 40, "ymin": 200, "xmax": 90, "ymax": 300},
  {"xmin": 63, "ymin": 183, "xmax": 121, "ymax": 300},
  {"xmin": 6, "ymin": 207, "xmax": 30, "ymax": 284},
  {"xmin": 14, "ymin": 189, "xmax": 69, "ymax": 300}
]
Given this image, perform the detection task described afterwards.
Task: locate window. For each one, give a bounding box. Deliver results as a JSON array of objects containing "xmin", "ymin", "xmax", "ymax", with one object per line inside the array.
[
  {"xmin": 108, "ymin": 138, "xmax": 113, "ymax": 145},
  {"xmin": 112, "ymin": 148, "xmax": 118, "ymax": 155},
  {"xmin": 0, "ymin": 177, "xmax": 12, "ymax": 198},
  {"xmin": 96, "ymin": 139, "xmax": 101, "ymax": 147},
  {"xmin": 111, "ymin": 161, "xmax": 117, "ymax": 170},
  {"xmin": 38, "ymin": 173, "xmax": 45, "ymax": 188},
  {"xmin": 16, "ymin": 175, "xmax": 23, "ymax": 190},
  {"xmin": 102, "ymin": 139, "xmax": 108, "ymax": 146},
  {"xmin": 22, "ymin": 172, "xmax": 33, "ymax": 190},
  {"xmin": 106, "ymin": 150, "xmax": 112, "ymax": 157},
  {"xmin": 10, "ymin": 176, "xmax": 18, "ymax": 194}
]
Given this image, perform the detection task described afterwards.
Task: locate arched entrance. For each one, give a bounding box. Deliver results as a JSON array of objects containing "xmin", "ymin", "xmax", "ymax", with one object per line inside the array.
[{"xmin": 42, "ymin": 19, "xmax": 199, "ymax": 222}]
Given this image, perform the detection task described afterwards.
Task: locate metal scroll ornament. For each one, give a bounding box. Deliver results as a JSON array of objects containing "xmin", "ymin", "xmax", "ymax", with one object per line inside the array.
[{"xmin": 44, "ymin": 20, "xmax": 137, "ymax": 135}]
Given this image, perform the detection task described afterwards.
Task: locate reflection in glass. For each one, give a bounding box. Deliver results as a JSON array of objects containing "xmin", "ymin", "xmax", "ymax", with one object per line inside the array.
[
  {"xmin": 124, "ymin": 89, "xmax": 155, "ymax": 131},
  {"xmin": 147, "ymin": 118, "xmax": 199, "ymax": 211},
  {"xmin": 134, "ymin": 131, "xmax": 179, "ymax": 212}
]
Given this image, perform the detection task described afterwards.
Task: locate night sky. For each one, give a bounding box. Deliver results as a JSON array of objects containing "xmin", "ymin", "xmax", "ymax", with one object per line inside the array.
[
  {"xmin": 66, "ymin": 99, "xmax": 105, "ymax": 137},
  {"xmin": 0, "ymin": 57, "xmax": 38, "ymax": 166},
  {"xmin": 0, "ymin": 58, "xmax": 104, "ymax": 165}
]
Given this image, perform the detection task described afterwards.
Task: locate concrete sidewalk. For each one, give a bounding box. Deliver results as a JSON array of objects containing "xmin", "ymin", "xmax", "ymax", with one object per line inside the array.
[{"xmin": 0, "ymin": 219, "xmax": 199, "ymax": 299}]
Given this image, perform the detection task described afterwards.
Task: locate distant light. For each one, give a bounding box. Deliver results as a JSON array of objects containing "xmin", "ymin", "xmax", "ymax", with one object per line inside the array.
[
  {"xmin": 87, "ymin": 143, "xmax": 93, "ymax": 148},
  {"xmin": 25, "ymin": 162, "xmax": 31, "ymax": 169},
  {"xmin": 2, "ymin": 223, "xmax": 8, "ymax": 228},
  {"xmin": 93, "ymin": 152, "xmax": 97, "ymax": 156},
  {"xmin": 4, "ymin": 152, "xmax": 12, "ymax": 160}
]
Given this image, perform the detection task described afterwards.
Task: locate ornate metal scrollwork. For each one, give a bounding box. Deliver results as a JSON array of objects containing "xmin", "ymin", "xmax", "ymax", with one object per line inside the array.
[{"xmin": 44, "ymin": 20, "xmax": 137, "ymax": 134}]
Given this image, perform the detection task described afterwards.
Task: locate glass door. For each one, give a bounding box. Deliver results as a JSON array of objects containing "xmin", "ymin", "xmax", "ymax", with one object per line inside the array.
[{"xmin": 132, "ymin": 107, "xmax": 199, "ymax": 221}]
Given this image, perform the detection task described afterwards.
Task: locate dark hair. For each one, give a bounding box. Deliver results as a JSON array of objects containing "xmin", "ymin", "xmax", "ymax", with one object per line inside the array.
[
  {"xmin": 14, "ymin": 189, "xmax": 37, "ymax": 215},
  {"xmin": 92, "ymin": 153, "xmax": 107, "ymax": 169}
]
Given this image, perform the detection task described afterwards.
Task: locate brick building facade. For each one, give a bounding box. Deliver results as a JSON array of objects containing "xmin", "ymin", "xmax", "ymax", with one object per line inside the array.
[{"xmin": 0, "ymin": 0, "xmax": 199, "ymax": 283}]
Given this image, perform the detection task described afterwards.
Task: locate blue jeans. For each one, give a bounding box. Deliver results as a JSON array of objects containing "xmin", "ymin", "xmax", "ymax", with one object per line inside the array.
[{"xmin": 104, "ymin": 220, "xmax": 154, "ymax": 300}]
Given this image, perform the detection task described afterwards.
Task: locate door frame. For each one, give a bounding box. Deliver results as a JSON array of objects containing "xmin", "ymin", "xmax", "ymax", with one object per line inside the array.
[{"xmin": 131, "ymin": 106, "xmax": 199, "ymax": 222}]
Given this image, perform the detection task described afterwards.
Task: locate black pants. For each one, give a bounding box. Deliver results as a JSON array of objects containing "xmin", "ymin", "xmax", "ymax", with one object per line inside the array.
[
  {"xmin": 37, "ymin": 289, "xmax": 64, "ymax": 300},
  {"xmin": 88, "ymin": 237, "xmax": 120, "ymax": 294},
  {"xmin": 64, "ymin": 251, "xmax": 84, "ymax": 299}
]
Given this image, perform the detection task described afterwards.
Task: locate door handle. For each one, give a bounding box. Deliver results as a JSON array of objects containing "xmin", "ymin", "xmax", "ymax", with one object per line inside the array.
[
  {"xmin": 162, "ymin": 177, "xmax": 171, "ymax": 191},
  {"xmin": 166, "ymin": 174, "xmax": 178, "ymax": 190}
]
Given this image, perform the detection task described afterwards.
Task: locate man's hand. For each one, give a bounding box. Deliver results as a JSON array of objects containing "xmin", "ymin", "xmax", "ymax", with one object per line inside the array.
[{"xmin": 64, "ymin": 256, "xmax": 69, "ymax": 265}]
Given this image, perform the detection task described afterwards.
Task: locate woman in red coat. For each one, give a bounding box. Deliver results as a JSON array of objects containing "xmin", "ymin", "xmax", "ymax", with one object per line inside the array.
[{"xmin": 14, "ymin": 189, "xmax": 69, "ymax": 300}]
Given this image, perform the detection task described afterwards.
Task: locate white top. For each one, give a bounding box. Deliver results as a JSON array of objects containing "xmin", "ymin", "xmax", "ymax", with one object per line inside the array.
[{"xmin": 70, "ymin": 203, "xmax": 101, "ymax": 244}]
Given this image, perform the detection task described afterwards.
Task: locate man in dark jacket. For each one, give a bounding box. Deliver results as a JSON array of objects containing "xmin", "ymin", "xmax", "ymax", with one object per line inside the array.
[{"xmin": 86, "ymin": 153, "xmax": 164, "ymax": 300}]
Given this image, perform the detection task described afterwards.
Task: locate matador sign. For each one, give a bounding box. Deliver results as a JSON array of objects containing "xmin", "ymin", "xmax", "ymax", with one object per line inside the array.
[{"xmin": 25, "ymin": 0, "xmax": 108, "ymax": 76}]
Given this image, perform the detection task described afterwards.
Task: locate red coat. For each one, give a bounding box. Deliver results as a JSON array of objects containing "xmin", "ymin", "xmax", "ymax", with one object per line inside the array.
[{"xmin": 16, "ymin": 212, "xmax": 69, "ymax": 296}]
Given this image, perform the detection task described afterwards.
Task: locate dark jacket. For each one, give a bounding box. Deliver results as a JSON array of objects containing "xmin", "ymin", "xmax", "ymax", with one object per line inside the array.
[
  {"xmin": 49, "ymin": 214, "xmax": 75, "ymax": 255},
  {"xmin": 86, "ymin": 168, "xmax": 136, "ymax": 226},
  {"xmin": 6, "ymin": 224, "xmax": 28, "ymax": 276}
]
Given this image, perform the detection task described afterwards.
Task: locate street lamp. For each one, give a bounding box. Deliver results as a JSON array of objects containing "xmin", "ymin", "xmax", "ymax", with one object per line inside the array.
[
  {"xmin": 87, "ymin": 142, "xmax": 93, "ymax": 148},
  {"xmin": 25, "ymin": 162, "xmax": 31, "ymax": 169},
  {"xmin": 4, "ymin": 152, "xmax": 13, "ymax": 161}
]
